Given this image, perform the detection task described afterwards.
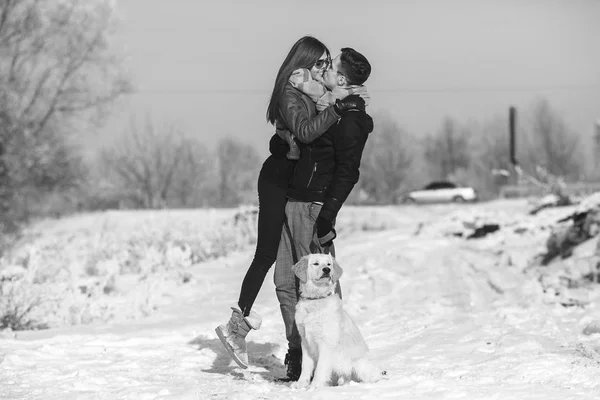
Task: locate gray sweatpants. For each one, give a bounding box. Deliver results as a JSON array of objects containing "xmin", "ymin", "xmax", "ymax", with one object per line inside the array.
[{"xmin": 274, "ymin": 200, "xmax": 341, "ymax": 351}]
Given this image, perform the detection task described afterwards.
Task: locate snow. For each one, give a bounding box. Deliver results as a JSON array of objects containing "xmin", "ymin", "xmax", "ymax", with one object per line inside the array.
[{"xmin": 1, "ymin": 200, "xmax": 600, "ymax": 399}]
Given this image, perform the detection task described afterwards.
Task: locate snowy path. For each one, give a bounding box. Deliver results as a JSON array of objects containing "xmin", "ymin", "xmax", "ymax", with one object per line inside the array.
[{"xmin": 1, "ymin": 209, "xmax": 600, "ymax": 399}]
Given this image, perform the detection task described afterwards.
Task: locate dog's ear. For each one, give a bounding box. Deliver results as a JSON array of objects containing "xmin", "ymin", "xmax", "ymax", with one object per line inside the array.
[
  {"xmin": 330, "ymin": 255, "xmax": 343, "ymax": 282},
  {"xmin": 292, "ymin": 255, "xmax": 310, "ymax": 283}
]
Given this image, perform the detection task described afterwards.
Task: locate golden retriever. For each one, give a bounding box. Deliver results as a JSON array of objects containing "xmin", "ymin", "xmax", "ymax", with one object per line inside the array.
[{"xmin": 291, "ymin": 253, "xmax": 384, "ymax": 389}]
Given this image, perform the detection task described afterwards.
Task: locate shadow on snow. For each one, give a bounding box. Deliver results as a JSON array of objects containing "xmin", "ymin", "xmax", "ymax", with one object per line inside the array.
[{"xmin": 188, "ymin": 334, "xmax": 286, "ymax": 382}]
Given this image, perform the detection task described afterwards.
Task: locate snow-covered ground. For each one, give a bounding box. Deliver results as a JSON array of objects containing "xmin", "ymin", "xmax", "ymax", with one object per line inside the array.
[{"xmin": 1, "ymin": 200, "xmax": 600, "ymax": 399}]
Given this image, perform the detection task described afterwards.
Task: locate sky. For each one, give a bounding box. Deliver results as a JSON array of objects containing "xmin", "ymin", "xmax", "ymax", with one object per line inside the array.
[{"xmin": 97, "ymin": 0, "xmax": 600, "ymax": 158}]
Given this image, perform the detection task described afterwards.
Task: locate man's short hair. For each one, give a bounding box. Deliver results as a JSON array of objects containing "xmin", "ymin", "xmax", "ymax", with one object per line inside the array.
[{"xmin": 338, "ymin": 48, "xmax": 371, "ymax": 86}]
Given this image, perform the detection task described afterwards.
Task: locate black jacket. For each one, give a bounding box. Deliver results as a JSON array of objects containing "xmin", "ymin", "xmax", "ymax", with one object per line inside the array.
[
  {"xmin": 263, "ymin": 83, "xmax": 340, "ymax": 187},
  {"xmin": 287, "ymin": 96, "xmax": 374, "ymax": 221}
]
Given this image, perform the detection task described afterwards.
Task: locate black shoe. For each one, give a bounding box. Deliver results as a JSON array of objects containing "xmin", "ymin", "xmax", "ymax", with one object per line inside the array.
[{"xmin": 278, "ymin": 348, "xmax": 302, "ymax": 382}]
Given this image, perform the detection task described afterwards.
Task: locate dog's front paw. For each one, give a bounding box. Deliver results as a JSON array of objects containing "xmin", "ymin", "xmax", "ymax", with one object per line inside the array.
[
  {"xmin": 308, "ymin": 380, "xmax": 327, "ymax": 390},
  {"xmin": 291, "ymin": 379, "xmax": 310, "ymax": 390}
]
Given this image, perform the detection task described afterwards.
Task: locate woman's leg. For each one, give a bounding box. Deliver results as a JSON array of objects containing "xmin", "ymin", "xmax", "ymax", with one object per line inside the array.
[{"xmin": 237, "ymin": 174, "xmax": 288, "ymax": 316}]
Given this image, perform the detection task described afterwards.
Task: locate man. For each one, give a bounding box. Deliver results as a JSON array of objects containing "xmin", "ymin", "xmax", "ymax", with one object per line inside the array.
[{"xmin": 274, "ymin": 47, "xmax": 373, "ymax": 381}]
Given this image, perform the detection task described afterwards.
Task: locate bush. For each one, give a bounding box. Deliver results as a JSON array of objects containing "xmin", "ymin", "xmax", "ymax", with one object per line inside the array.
[{"xmin": 0, "ymin": 267, "xmax": 48, "ymax": 330}]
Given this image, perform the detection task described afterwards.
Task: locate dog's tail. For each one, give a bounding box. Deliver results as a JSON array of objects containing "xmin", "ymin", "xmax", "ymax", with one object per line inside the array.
[{"xmin": 352, "ymin": 359, "xmax": 387, "ymax": 383}]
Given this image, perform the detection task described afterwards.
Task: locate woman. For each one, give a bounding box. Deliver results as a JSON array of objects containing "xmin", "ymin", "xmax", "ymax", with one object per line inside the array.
[{"xmin": 215, "ymin": 36, "xmax": 363, "ymax": 374}]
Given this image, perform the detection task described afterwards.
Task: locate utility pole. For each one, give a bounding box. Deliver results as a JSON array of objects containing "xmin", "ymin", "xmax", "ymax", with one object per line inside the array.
[
  {"xmin": 509, "ymin": 106, "xmax": 519, "ymax": 185},
  {"xmin": 595, "ymin": 120, "xmax": 600, "ymax": 170}
]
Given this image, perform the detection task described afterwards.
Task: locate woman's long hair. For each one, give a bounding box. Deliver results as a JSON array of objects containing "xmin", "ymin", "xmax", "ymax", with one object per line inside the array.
[{"xmin": 266, "ymin": 36, "xmax": 330, "ymax": 125}]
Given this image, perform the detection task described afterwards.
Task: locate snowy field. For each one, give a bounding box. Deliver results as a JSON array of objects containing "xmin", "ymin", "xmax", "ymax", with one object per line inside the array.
[{"xmin": 1, "ymin": 200, "xmax": 600, "ymax": 399}]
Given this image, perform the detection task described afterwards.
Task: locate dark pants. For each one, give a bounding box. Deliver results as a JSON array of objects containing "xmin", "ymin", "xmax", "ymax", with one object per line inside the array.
[
  {"xmin": 274, "ymin": 200, "xmax": 340, "ymax": 351},
  {"xmin": 237, "ymin": 172, "xmax": 288, "ymax": 316}
]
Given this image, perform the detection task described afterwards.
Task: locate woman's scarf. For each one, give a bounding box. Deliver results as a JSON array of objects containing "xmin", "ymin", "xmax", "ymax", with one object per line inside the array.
[{"xmin": 289, "ymin": 68, "xmax": 370, "ymax": 113}]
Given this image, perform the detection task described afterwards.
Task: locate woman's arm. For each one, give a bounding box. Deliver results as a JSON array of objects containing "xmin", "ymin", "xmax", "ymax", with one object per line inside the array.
[
  {"xmin": 275, "ymin": 127, "xmax": 300, "ymax": 160},
  {"xmin": 278, "ymin": 88, "xmax": 340, "ymax": 144}
]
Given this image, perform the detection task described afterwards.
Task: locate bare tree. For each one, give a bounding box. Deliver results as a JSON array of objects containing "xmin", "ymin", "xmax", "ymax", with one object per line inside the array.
[
  {"xmin": 521, "ymin": 99, "xmax": 582, "ymax": 180},
  {"xmin": 169, "ymin": 139, "xmax": 214, "ymax": 207},
  {"xmin": 477, "ymin": 118, "xmax": 512, "ymax": 172},
  {"xmin": 424, "ymin": 117, "xmax": 471, "ymax": 180},
  {"xmin": 0, "ymin": 0, "xmax": 130, "ymax": 228},
  {"xmin": 0, "ymin": 0, "xmax": 130, "ymax": 133},
  {"xmin": 455, "ymin": 118, "xmax": 512, "ymax": 199},
  {"xmin": 99, "ymin": 130, "xmax": 261, "ymax": 210},
  {"xmin": 216, "ymin": 137, "xmax": 261, "ymax": 207},
  {"xmin": 99, "ymin": 115, "xmax": 200, "ymax": 209},
  {"xmin": 359, "ymin": 112, "xmax": 414, "ymax": 204}
]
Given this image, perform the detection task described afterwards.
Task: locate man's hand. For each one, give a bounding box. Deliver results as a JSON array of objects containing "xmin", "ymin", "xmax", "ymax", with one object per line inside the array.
[
  {"xmin": 316, "ymin": 216, "xmax": 336, "ymax": 247},
  {"xmin": 333, "ymin": 96, "xmax": 365, "ymax": 115}
]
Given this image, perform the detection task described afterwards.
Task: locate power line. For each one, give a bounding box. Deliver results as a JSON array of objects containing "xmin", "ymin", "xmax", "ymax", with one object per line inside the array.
[
  {"xmin": 130, "ymin": 88, "xmax": 270, "ymax": 95},
  {"xmin": 372, "ymin": 84, "xmax": 600, "ymax": 94},
  {"xmin": 127, "ymin": 83, "xmax": 600, "ymax": 95}
]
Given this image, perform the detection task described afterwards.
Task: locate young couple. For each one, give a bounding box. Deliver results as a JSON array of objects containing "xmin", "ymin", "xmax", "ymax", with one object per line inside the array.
[{"xmin": 215, "ymin": 36, "xmax": 373, "ymax": 382}]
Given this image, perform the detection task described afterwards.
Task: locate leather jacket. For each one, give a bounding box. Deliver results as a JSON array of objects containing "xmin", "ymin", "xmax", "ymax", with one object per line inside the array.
[
  {"xmin": 265, "ymin": 83, "xmax": 340, "ymax": 187},
  {"xmin": 275, "ymin": 83, "xmax": 339, "ymax": 144}
]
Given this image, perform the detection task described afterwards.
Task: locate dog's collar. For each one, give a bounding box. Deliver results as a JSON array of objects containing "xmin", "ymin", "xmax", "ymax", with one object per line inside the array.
[{"xmin": 299, "ymin": 290, "xmax": 335, "ymax": 300}]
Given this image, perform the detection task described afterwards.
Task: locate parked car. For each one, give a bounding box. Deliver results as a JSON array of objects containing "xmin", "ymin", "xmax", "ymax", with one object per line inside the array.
[{"xmin": 401, "ymin": 181, "xmax": 478, "ymax": 204}]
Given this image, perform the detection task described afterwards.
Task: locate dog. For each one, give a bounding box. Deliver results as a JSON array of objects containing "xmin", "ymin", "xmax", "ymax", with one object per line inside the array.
[{"xmin": 291, "ymin": 253, "xmax": 384, "ymax": 389}]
